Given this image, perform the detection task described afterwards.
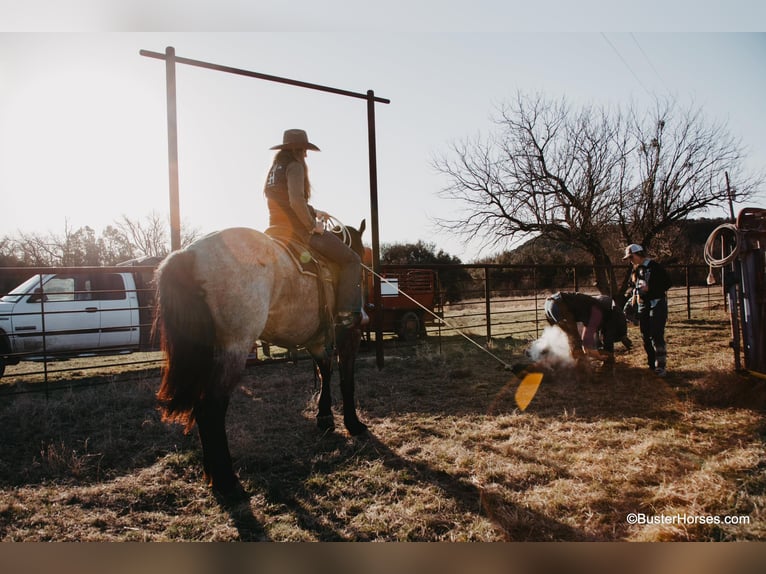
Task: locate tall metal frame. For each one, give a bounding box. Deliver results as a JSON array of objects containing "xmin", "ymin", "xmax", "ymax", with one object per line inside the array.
[{"xmin": 141, "ymin": 46, "xmax": 390, "ymax": 367}]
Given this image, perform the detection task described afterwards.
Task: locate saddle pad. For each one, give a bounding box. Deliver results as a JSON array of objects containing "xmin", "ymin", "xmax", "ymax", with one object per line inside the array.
[
  {"xmin": 265, "ymin": 227, "xmax": 332, "ymax": 281},
  {"xmin": 266, "ymin": 234, "xmax": 319, "ymax": 277}
]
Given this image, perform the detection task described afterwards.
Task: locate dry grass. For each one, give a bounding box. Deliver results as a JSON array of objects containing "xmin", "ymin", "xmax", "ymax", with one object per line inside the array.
[{"xmin": 1, "ymin": 309, "xmax": 764, "ymax": 541}]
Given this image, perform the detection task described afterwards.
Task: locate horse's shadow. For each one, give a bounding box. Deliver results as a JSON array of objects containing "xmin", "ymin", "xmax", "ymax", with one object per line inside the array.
[{"xmin": 224, "ymin": 402, "xmax": 589, "ymax": 541}]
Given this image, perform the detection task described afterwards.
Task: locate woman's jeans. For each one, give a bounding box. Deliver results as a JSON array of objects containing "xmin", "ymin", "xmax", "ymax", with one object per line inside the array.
[
  {"xmin": 309, "ymin": 231, "xmax": 362, "ymax": 314},
  {"xmin": 638, "ymin": 297, "xmax": 667, "ymax": 370}
]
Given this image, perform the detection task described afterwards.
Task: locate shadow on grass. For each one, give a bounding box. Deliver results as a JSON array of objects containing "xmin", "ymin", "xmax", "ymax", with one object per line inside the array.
[{"xmin": 227, "ymin": 423, "xmax": 590, "ymax": 541}]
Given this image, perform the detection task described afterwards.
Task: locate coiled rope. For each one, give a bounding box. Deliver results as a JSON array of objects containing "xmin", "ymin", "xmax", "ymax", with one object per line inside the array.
[
  {"xmin": 322, "ymin": 213, "xmax": 351, "ymax": 247},
  {"xmin": 703, "ymin": 223, "xmax": 740, "ymax": 285},
  {"xmin": 704, "ymin": 223, "xmax": 740, "ymax": 268}
]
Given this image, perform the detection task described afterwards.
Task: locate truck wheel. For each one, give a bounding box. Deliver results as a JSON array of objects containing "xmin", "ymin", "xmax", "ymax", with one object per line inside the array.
[
  {"xmin": 398, "ymin": 311, "xmax": 421, "ymax": 342},
  {"xmin": 0, "ymin": 337, "xmax": 8, "ymax": 379}
]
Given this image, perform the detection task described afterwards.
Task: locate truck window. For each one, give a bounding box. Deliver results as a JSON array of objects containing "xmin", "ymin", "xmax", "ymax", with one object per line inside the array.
[
  {"xmin": 42, "ymin": 276, "xmax": 77, "ymax": 302},
  {"xmin": 29, "ymin": 274, "xmax": 94, "ymax": 302},
  {"xmin": 92, "ymin": 273, "xmax": 126, "ymax": 301}
]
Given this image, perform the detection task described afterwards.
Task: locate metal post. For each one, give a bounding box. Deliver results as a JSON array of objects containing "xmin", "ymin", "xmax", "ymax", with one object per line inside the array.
[
  {"xmin": 484, "ymin": 266, "xmax": 492, "ymax": 346},
  {"xmin": 165, "ymin": 47, "xmax": 181, "ymax": 252},
  {"xmin": 534, "ymin": 266, "xmax": 539, "ymax": 338},
  {"xmin": 686, "ymin": 265, "xmax": 691, "ymax": 321},
  {"xmin": 39, "ymin": 273, "xmax": 49, "ymax": 397},
  {"xmin": 367, "ymin": 90, "xmax": 384, "ymax": 369}
]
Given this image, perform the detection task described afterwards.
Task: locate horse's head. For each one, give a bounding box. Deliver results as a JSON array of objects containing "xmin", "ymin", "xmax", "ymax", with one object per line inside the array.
[{"xmin": 331, "ymin": 219, "xmax": 366, "ymax": 258}]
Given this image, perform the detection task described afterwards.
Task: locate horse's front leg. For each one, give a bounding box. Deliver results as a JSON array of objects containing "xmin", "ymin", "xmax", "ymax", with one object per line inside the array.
[
  {"xmin": 314, "ymin": 350, "xmax": 336, "ymax": 432},
  {"xmin": 335, "ymin": 324, "xmax": 368, "ymax": 436}
]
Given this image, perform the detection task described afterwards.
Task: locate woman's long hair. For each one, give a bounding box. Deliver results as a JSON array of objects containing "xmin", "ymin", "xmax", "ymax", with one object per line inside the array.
[{"xmin": 272, "ymin": 148, "xmax": 312, "ymax": 200}]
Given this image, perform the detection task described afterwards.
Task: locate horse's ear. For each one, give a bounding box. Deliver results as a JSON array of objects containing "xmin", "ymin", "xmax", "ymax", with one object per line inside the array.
[{"xmin": 359, "ymin": 219, "xmax": 366, "ymax": 235}]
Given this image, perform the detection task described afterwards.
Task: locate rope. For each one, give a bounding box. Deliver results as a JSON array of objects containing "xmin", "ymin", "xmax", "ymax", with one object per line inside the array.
[
  {"xmin": 704, "ymin": 223, "xmax": 741, "ymax": 285},
  {"xmin": 321, "ymin": 213, "xmax": 351, "ymax": 247},
  {"xmin": 360, "ymin": 262, "xmax": 515, "ymax": 370},
  {"xmin": 324, "ymin": 214, "xmax": 519, "ymax": 372},
  {"xmin": 704, "ymin": 223, "xmax": 740, "ymax": 268}
]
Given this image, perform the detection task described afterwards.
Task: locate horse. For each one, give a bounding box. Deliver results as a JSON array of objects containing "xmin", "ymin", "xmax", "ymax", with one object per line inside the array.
[{"xmin": 153, "ymin": 220, "xmax": 369, "ymax": 497}]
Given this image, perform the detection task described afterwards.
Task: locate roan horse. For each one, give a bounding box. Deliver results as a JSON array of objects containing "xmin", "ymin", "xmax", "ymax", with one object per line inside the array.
[{"xmin": 153, "ymin": 221, "xmax": 368, "ymax": 496}]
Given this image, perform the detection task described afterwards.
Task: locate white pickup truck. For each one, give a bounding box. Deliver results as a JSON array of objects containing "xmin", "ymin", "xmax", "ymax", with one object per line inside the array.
[{"xmin": 0, "ymin": 264, "xmax": 157, "ymax": 378}]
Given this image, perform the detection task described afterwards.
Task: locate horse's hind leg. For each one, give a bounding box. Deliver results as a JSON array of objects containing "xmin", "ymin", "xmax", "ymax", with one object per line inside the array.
[{"xmin": 194, "ymin": 391, "xmax": 241, "ymax": 497}]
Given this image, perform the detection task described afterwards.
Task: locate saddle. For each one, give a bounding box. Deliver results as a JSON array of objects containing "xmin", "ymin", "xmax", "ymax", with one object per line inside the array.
[
  {"xmin": 264, "ymin": 226, "xmax": 337, "ymax": 327},
  {"xmin": 265, "ymin": 226, "xmax": 322, "ymax": 277}
]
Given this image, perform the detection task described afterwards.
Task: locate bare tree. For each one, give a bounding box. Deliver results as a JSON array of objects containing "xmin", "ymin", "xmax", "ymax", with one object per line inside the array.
[
  {"xmin": 434, "ymin": 93, "xmax": 761, "ymax": 297},
  {"xmin": 10, "ymin": 230, "xmax": 62, "ymax": 266},
  {"xmin": 618, "ymin": 99, "xmax": 759, "ymax": 252},
  {"xmin": 116, "ymin": 213, "xmax": 201, "ymax": 258},
  {"xmin": 116, "ymin": 213, "xmax": 169, "ymax": 259}
]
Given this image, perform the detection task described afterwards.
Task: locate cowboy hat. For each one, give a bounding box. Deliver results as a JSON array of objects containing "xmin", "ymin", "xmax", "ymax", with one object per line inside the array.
[{"xmin": 269, "ymin": 129, "xmax": 320, "ymax": 151}]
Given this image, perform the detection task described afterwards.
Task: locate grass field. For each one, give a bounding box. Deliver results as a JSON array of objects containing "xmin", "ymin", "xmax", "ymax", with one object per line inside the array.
[{"xmin": 0, "ymin": 308, "xmax": 764, "ymax": 541}]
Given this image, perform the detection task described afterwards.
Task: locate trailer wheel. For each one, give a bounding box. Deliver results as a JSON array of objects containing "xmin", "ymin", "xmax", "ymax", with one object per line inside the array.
[{"xmin": 398, "ymin": 311, "xmax": 421, "ymax": 342}]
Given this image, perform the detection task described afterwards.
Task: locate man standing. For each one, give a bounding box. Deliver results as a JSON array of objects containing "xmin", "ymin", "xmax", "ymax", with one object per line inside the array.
[{"xmin": 623, "ymin": 244, "xmax": 672, "ymax": 377}]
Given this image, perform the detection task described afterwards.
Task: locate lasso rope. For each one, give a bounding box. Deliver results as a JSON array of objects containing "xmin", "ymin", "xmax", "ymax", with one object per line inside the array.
[
  {"xmin": 359, "ymin": 261, "xmax": 516, "ymax": 370},
  {"xmin": 704, "ymin": 223, "xmax": 740, "ymax": 268},
  {"xmin": 321, "ymin": 213, "xmax": 514, "ymax": 368},
  {"xmin": 321, "ymin": 213, "xmax": 351, "ymax": 247},
  {"xmin": 704, "ymin": 223, "xmax": 740, "ymax": 285},
  {"xmin": 323, "ymin": 214, "xmax": 544, "ymax": 411}
]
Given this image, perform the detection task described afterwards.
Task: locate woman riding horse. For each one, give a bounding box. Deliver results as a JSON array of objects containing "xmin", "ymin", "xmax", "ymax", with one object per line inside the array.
[
  {"xmin": 153, "ymin": 133, "xmax": 369, "ymax": 496},
  {"xmin": 264, "ymin": 128, "xmax": 363, "ymax": 329}
]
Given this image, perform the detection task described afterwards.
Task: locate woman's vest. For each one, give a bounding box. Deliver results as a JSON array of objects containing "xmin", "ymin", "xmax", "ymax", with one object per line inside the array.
[{"xmin": 264, "ymin": 157, "xmax": 316, "ymax": 236}]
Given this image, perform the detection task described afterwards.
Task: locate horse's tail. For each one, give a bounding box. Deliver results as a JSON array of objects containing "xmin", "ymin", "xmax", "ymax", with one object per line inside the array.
[{"xmin": 154, "ymin": 249, "xmax": 216, "ymax": 432}]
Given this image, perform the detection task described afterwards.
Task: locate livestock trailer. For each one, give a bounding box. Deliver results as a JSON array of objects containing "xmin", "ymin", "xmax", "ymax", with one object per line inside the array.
[{"xmin": 363, "ymin": 266, "xmax": 440, "ymax": 341}]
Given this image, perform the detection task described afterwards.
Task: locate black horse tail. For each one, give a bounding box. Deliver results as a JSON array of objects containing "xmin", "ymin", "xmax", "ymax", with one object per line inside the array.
[{"xmin": 154, "ymin": 249, "xmax": 216, "ymax": 432}]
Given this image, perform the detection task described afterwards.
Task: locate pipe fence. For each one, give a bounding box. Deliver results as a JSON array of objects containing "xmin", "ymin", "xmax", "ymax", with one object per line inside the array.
[{"xmin": 1, "ymin": 263, "xmax": 723, "ymax": 394}]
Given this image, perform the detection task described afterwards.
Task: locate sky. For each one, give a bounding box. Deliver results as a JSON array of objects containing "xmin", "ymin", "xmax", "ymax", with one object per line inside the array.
[{"xmin": 2, "ymin": 4, "xmax": 766, "ymax": 262}]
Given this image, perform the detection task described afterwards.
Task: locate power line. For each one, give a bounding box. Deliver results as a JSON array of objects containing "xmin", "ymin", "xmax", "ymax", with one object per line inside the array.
[
  {"xmin": 600, "ymin": 33, "xmax": 652, "ymax": 97},
  {"xmin": 630, "ymin": 33, "xmax": 673, "ymax": 97}
]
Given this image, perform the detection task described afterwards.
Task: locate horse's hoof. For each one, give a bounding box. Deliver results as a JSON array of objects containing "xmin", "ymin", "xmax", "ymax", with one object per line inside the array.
[
  {"xmin": 317, "ymin": 414, "xmax": 336, "ymax": 432},
  {"xmin": 345, "ymin": 419, "xmax": 368, "ymax": 437},
  {"xmin": 212, "ymin": 479, "xmax": 249, "ymax": 506}
]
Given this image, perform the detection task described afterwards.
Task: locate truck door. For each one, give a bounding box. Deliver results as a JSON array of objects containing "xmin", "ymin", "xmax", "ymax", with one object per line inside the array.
[
  {"xmin": 12, "ymin": 274, "xmax": 100, "ymax": 354},
  {"xmin": 93, "ymin": 273, "xmax": 140, "ymax": 350}
]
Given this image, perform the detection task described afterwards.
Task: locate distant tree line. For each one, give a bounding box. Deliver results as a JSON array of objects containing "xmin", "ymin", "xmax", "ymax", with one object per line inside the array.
[
  {"xmin": 0, "ymin": 213, "xmax": 201, "ymax": 268},
  {"xmin": 0, "ymin": 214, "xmax": 201, "ymax": 294},
  {"xmin": 380, "ymin": 217, "xmax": 729, "ymax": 301}
]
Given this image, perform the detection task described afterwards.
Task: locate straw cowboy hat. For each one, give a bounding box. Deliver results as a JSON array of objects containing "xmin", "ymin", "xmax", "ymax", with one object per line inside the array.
[{"xmin": 269, "ymin": 129, "xmax": 320, "ymax": 151}]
